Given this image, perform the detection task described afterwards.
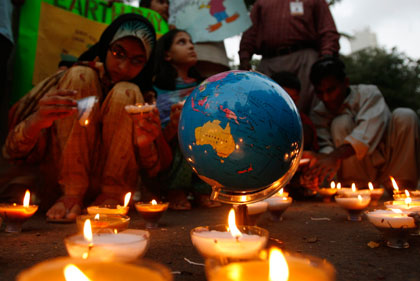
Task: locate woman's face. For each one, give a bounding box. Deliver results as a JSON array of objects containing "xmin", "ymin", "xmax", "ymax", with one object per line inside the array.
[
  {"xmin": 150, "ymin": 0, "xmax": 169, "ymax": 21},
  {"xmin": 105, "ymin": 37, "xmax": 147, "ymax": 83},
  {"xmin": 165, "ymin": 31, "xmax": 197, "ymax": 68}
]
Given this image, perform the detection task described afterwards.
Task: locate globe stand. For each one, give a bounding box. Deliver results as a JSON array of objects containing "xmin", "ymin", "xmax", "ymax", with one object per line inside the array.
[{"xmin": 233, "ymin": 205, "xmax": 249, "ymax": 226}]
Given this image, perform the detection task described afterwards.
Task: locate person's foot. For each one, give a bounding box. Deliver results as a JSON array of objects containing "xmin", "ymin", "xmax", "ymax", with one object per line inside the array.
[
  {"xmin": 91, "ymin": 193, "xmax": 122, "ymax": 206},
  {"xmin": 195, "ymin": 194, "xmax": 221, "ymax": 208},
  {"xmin": 46, "ymin": 195, "xmax": 83, "ymax": 221},
  {"xmin": 167, "ymin": 190, "xmax": 191, "ymax": 210}
]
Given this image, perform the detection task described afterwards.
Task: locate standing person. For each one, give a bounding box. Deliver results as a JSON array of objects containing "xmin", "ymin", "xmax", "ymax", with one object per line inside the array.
[
  {"xmin": 2, "ymin": 14, "xmax": 172, "ymax": 221},
  {"xmin": 304, "ymin": 57, "xmax": 420, "ymax": 192},
  {"xmin": 151, "ymin": 29, "xmax": 221, "ymax": 210},
  {"xmin": 238, "ymin": 0, "xmax": 340, "ymax": 114}
]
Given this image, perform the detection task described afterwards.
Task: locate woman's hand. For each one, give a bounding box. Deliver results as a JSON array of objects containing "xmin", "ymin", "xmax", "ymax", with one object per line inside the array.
[
  {"xmin": 163, "ymin": 103, "xmax": 183, "ymax": 141},
  {"xmin": 130, "ymin": 107, "xmax": 162, "ymax": 148}
]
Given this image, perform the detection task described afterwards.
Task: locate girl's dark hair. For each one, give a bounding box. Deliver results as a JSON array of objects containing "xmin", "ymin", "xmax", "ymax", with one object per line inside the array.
[
  {"xmin": 309, "ymin": 56, "xmax": 347, "ymax": 86},
  {"xmin": 153, "ymin": 29, "xmax": 202, "ymax": 90},
  {"xmin": 139, "ymin": 0, "xmax": 152, "ymax": 8},
  {"xmin": 271, "ymin": 71, "xmax": 301, "ymax": 92},
  {"xmin": 78, "ymin": 13, "xmax": 156, "ymax": 93}
]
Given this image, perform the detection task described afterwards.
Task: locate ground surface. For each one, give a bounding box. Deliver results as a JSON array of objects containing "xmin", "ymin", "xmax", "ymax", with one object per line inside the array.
[{"xmin": 1, "ymin": 194, "xmax": 420, "ymax": 281}]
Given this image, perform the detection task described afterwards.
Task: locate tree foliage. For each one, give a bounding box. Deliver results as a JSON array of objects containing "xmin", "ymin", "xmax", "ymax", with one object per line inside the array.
[{"xmin": 341, "ymin": 48, "xmax": 420, "ymax": 115}]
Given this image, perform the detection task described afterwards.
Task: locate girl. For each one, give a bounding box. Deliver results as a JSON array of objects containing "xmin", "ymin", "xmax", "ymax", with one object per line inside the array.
[
  {"xmin": 151, "ymin": 29, "xmax": 220, "ymax": 210},
  {"xmin": 3, "ymin": 14, "xmax": 172, "ymax": 221}
]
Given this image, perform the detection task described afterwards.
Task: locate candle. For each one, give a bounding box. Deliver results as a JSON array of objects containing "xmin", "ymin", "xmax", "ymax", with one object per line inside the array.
[
  {"xmin": 317, "ymin": 181, "xmax": 338, "ymax": 203},
  {"xmin": 264, "ymin": 196, "xmax": 292, "ymax": 221},
  {"xmin": 272, "ymin": 188, "xmax": 289, "ymax": 198},
  {"xmin": 190, "ymin": 209, "xmax": 269, "ymax": 259},
  {"xmin": 335, "ymin": 182, "xmax": 352, "ymax": 196},
  {"xmin": 384, "ymin": 200, "xmax": 420, "ymax": 212},
  {"xmin": 335, "ymin": 194, "xmax": 371, "ymax": 221},
  {"xmin": 65, "ymin": 220, "xmax": 149, "ymax": 262},
  {"xmin": 206, "ymin": 248, "xmax": 335, "ymax": 281},
  {"xmin": 125, "ymin": 103, "xmax": 156, "ymax": 114},
  {"xmin": 76, "ymin": 214, "xmax": 130, "ymax": 233},
  {"xmin": 246, "ymin": 201, "xmax": 268, "ymax": 225},
  {"xmin": 0, "ymin": 190, "xmax": 38, "ymax": 233},
  {"xmin": 134, "ymin": 200, "xmax": 169, "ymax": 228},
  {"xmin": 87, "ymin": 192, "xmax": 131, "ymax": 216},
  {"xmin": 367, "ymin": 182, "xmax": 384, "ymax": 206},
  {"xmin": 16, "ymin": 257, "xmax": 173, "ymax": 281},
  {"xmin": 341, "ymin": 183, "xmax": 370, "ymax": 197}
]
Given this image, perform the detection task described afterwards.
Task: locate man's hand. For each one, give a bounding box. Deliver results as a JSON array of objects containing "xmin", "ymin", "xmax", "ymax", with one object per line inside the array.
[
  {"xmin": 239, "ymin": 60, "xmax": 251, "ymax": 71},
  {"xmin": 129, "ymin": 108, "xmax": 162, "ymax": 148}
]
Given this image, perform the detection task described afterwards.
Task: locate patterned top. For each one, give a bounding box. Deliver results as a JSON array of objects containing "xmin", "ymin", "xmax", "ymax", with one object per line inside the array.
[{"xmin": 239, "ymin": 0, "xmax": 340, "ymax": 61}]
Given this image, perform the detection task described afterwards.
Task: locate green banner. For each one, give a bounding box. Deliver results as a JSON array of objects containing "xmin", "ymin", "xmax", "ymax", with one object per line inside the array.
[{"xmin": 12, "ymin": 0, "xmax": 169, "ymax": 103}]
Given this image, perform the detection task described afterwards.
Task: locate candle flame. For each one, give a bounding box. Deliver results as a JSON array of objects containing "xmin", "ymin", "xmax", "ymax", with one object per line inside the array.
[
  {"xmin": 269, "ymin": 248, "xmax": 289, "ymax": 281},
  {"xmin": 390, "ymin": 176, "xmax": 399, "ymax": 192},
  {"xmin": 83, "ymin": 219, "xmax": 93, "ymax": 243},
  {"xmin": 278, "ymin": 188, "xmax": 284, "ymax": 195},
  {"xmin": 84, "ymin": 119, "xmax": 89, "ymax": 126},
  {"xmin": 405, "ymin": 190, "xmax": 410, "ymax": 197},
  {"xmin": 405, "ymin": 191, "xmax": 412, "ymax": 205},
  {"xmin": 151, "ymin": 199, "xmax": 157, "ymax": 205},
  {"xmin": 227, "ymin": 209, "xmax": 242, "ymax": 238},
  {"xmin": 357, "ymin": 195, "xmax": 362, "ymax": 201},
  {"xmin": 368, "ymin": 182, "xmax": 374, "ymax": 191},
  {"xmin": 23, "ymin": 190, "xmax": 30, "ymax": 207},
  {"xmin": 351, "ymin": 183, "xmax": 356, "ymax": 192},
  {"xmin": 123, "ymin": 192, "xmax": 131, "ymax": 207},
  {"xmin": 114, "ymin": 229, "xmax": 118, "ymax": 234},
  {"xmin": 64, "ymin": 264, "xmax": 91, "ymax": 281},
  {"xmin": 391, "ymin": 208, "xmax": 403, "ymax": 214},
  {"xmin": 330, "ymin": 181, "xmax": 335, "ymax": 189},
  {"xmin": 337, "ymin": 182, "xmax": 341, "ymax": 189},
  {"xmin": 94, "ymin": 214, "xmax": 100, "ymax": 220}
]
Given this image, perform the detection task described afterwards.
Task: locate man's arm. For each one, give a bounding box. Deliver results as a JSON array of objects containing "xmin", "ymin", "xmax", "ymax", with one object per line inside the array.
[
  {"xmin": 314, "ymin": 0, "xmax": 340, "ymax": 56},
  {"xmin": 238, "ymin": 1, "xmax": 260, "ymax": 70}
]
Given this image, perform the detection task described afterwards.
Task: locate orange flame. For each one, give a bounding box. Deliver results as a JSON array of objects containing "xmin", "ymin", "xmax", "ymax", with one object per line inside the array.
[
  {"xmin": 269, "ymin": 248, "xmax": 289, "ymax": 281},
  {"xmin": 227, "ymin": 209, "xmax": 242, "ymax": 238},
  {"xmin": 151, "ymin": 199, "xmax": 157, "ymax": 205},
  {"xmin": 368, "ymin": 182, "xmax": 374, "ymax": 191},
  {"xmin": 64, "ymin": 264, "xmax": 91, "ymax": 281},
  {"xmin": 23, "ymin": 190, "xmax": 30, "ymax": 207},
  {"xmin": 123, "ymin": 192, "xmax": 131, "ymax": 207},
  {"xmin": 330, "ymin": 181, "xmax": 336, "ymax": 189},
  {"xmin": 351, "ymin": 183, "xmax": 357, "ymax": 192},
  {"xmin": 390, "ymin": 176, "xmax": 399, "ymax": 192},
  {"xmin": 83, "ymin": 219, "xmax": 93, "ymax": 243},
  {"xmin": 337, "ymin": 182, "xmax": 341, "ymax": 189}
]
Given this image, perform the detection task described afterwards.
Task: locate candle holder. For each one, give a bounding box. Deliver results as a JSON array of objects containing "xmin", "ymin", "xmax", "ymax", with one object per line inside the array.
[
  {"xmin": 335, "ymin": 194, "xmax": 371, "ymax": 221},
  {"xmin": 366, "ymin": 210, "xmax": 418, "ymax": 249},
  {"xmin": 317, "ymin": 188, "xmax": 337, "ymax": 203},
  {"xmin": 0, "ymin": 203, "xmax": 38, "ymax": 233},
  {"xmin": 384, "ymin": 200, "xmax": 420, "ymax": 212},
  {"xmin": 135, "ymin": 201, "xmax": 169, "ymax": 228},
  {"xmin": 393, "ymin": 191, "xmax": 420, "ymax": 201},
  {"xmin": 368, "ymin": 188, "xmax": 384, "ymax": 206},
  {"xmin": 205, "ymin": 250, "xmax": 336, "ymax": 281},
  {"xmin": 64, "ymin": 229, "xmax": 150, "ymax": 262},
  {"xmin": 264, "ymin": 197, "xmax": 292, "ymax": 221},
  {"xmin": 76, "ymin": 214, "xmax": 130, "ymax": 233},
  {"xmin": 190, "ymin": 224, "xmax": 269, "ymax": 260},
  {"xmin": 87, "ymin": 204, "xmax": 129, "ymax": 216},
  {"xmin": 245, "ymin": 201, "xmax": 268, "ymax": 225},
  {"xmin": 16, "ymin": 257, "xmax": 173, "ymax": 281}
]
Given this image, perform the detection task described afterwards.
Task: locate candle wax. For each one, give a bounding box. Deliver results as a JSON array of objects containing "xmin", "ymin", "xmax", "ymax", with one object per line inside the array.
[
  {"xmin": 246, "ymin": 201, "xmax": 268, "ymax": 215},
  {"xmin": 76, "ymin": 214, "xmax": 130, "ymax": 232},
  {"xmin": 87, "ymin": 205, "xmax": 129, "ymax": 216},
  {"xmin": 335, "ymin": 196, "xmax": 371, "ymax": 210},
  {"xmin": 265, "ymin": 197, "xmax": 292, "ymax": 211},
  {"xmin": 0, "ymin": 204, "xmax": 38, "ymax": 220},
  {"xmin": 366, "ymin": 210, "xmax": 416, "ymax": 228},
  {"xmin": 384, "ymin": 201, "xmax": 420, "ymax": 212}
]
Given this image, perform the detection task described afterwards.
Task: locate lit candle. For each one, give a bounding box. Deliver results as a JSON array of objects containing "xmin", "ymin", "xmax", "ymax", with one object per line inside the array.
[
  {"xmin": 76, "ymin": 214, "xmax": 130, "ymax": 233},
  {"xmin": 335, "ymin": 194, "xmax": 371, "ymax": 221},
  {"xmin": 65, "ymin": 219, "xmax": 150, "ymax": 262},
  {"xmin": 264, "ymin": 196, "xmax": 293, "ymax": 221},
  {"xmin": 335, "ymin": 182, "xmax": 352, "ymax": 196},
  {"xmin": 125, "ymin": 103, "xmax": 156, "ymax": 114},
  {"xmin": 317, "ymin": 181, "xmax": 338, "ymax": 203},
  {"xmin": 87, "ymin": 192, "xmax": 131, "ymax": 216},
  {"xmin": 272, "ymin": 188, "xmax": 289, "ymax": 198},
  {"xmin": 190, "ymin": 209, "xmax": 269, "ymax": 259},
  {"xmin": 16, "ymin": 257, "xmax": 173, "ymax": 281},
  {"xmin": 384, "ymin": 191, "xmax": 420, "ymax": 211},
  {"xmin": 367, "ymin": 182, "xmax": 384, "ymax": 206},
  {"xmin": 0, "ymin": 190, "xmax": 38, "ymax": 233},
  {"xmin": 390, "ymin": 177, "xmax": 420, "ymax": 201},
  {"xmin": 341, "ymin": 183, "xmax": 370, "ymax": 197},
  {"xmin": 206, "ymin": 248, "xmax": 335, "ymax": 281},
  {"xmin": 246, "ymin": 201, "xmax": 268, "ymax": 225},
  {"xmin": 134, "ymin": 200, "xmax": 169, "ymax": 228}
]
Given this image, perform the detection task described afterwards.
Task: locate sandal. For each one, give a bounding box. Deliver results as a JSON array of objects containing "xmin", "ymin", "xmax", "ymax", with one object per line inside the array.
[
  {"xmin": 91, "ymin": 193, "xmax": 123, "ymax": 207},
  {"xmin": 46, "ymin": 195, "xmax": 83, "ymax": 223},
  {"xmin": 167, "ymin": 190, "xmax": 191, "ymax": 211}
]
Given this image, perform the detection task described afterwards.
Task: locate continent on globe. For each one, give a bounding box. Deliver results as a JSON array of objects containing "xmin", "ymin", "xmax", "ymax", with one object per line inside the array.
[{"xmin": 195, "ymin": 120, "xmax": 235, "ymax": 158}]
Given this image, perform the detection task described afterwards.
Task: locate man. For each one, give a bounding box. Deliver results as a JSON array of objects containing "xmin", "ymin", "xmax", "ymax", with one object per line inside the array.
[
  {"xmin": 305, "ymin": 57, "xmax": 419, "ymax": 192},
  {"xmin": 238, "ymin": 0, "xmax": 339, "ymax": 114}
]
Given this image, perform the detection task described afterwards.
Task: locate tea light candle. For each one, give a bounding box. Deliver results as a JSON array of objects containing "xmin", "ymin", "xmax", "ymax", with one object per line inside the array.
[
  {"xmin": 264, "ymin": 196, "xmax": 292, "ymax": 221},
  {"xmin": 87, "ymin": 192, "xmax": 131, "ymax": 216},
  {"xmin": 16, "ymin": 257, "xmax": 173, "ymax": 281},
  {"xmin": 335, "ymin": 182, "xmax": 352, "ymax": 196},
  {"xmin": 272, "ymin": 188, "xmax": 289, "ymax": 198},
  {"xmin": 65, "ymin": 220, "xmax": 149, "ymax": 262},
  {"xmin": 335, "ymin": 194, "xmax": 371, "ymax": 221},
  {"xmin": 341, "ymin": 183, "xmax": 370, "ymax": 197},
  {"xmin": 76, "ymin": 214, "xmax": 130, "ymax": 233},
  {"xmin": 135, "ymin": 200, "xmax": 169, "ymax": 228},
  {"xmin": 367, "ymin": 182, "xmax": 384, "ymax": 206},
  {"xmin": 190, "ymin": 209, "xmax": 268, "ymax": 259},
  {"xmin": 246, "ymin": 201, "xmax": 268, "ymax": 225},
  {"xmin": 0, "ymin": 190, "xmax": 38, "ymax": 233},
  {"xmin": 317, "ymin": 181, "xmax": 338, "ymax": 202},
  {"xmin": 366, "ymin": 209, "xmax": 416, "ymax": 229}
]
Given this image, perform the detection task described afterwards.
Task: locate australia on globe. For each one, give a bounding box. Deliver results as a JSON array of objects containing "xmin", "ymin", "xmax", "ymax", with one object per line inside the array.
[{"xmin": 178, "ymin": 70, "xmax": 303, "ymax": 203}]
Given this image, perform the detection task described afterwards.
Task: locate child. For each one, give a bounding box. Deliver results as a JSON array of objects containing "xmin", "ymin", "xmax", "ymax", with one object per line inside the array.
[
  {"xmin": 150, "ymin": 29, "xmax": 221, "ymax": 210},
  {"xmin": 2, "ymin": 14, "xmax": 172, "ymax": 221}
]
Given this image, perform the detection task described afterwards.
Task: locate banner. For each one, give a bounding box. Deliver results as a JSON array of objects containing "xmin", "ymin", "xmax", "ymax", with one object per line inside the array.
[
  {"xmin": 12, "ymin": 0, "xmax": 169, "ymax": 103},
  {"xmin": 169, "ymin": 0, "xmax": 251, "ymax": 43}
]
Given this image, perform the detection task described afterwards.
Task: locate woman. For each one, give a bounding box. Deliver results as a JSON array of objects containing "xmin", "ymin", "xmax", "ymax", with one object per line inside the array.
[
  {"xmin": 3, "ymin": 14, "xmax": 172, "ymax": 221},
  {"xmin": 150, "ymin": 29, "xmax": 220, "ymax": 210}
]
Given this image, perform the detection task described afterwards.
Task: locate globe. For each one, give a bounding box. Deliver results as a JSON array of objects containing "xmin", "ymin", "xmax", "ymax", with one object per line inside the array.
[{"xmin": 178, "ymin": 70, "xmax": 303, "ymax": 204}]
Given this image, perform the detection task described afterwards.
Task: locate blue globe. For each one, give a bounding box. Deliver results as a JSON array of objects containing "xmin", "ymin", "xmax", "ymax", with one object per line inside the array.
[{"xmin": 178, "ymin": 71, "xmax": 303, "ymax": 203}]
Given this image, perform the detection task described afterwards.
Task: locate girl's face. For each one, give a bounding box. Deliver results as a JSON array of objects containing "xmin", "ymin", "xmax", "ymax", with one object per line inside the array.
[
  {"xmin": 150, "ymin": 0, "xmax": 169, "ymax": 21},
  {"xmin": 105, "ymin": 37, "xmax": 147, "ymax": 83},
  {"xmin": 165, "ymin": 32, "xmax": 197, "ymax": 68}
]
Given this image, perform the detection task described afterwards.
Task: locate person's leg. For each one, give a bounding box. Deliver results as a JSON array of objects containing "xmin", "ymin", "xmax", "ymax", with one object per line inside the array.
[
  {"xmin": 378, "ymin": 108, "xmax": 420, "ymax": 191},
  {"xmin": 47, "ymin": 66, "xmax": 102, "ymax": 220},
  {"xmin": 95, "ymin": 81, "xmax": 144, "ymax": 205}
]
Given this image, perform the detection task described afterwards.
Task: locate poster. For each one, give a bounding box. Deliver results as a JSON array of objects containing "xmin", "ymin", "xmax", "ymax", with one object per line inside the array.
[{"xmin": 169, "ymin": 0, "xmax": 251, "ymax": 42}]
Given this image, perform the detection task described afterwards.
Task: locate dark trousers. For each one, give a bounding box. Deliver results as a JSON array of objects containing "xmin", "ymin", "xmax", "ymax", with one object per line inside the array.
[{"xmin": 0, "ymin": 34, "xmax": 14, "ymax": 144}]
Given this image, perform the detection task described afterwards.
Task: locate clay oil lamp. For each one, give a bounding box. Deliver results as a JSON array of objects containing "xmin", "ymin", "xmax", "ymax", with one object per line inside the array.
[
  {"xmin": 367, "ymin": 182, "xmax": 384, "ymax": 206},
  {"xmin": 317, "ymin": 181, "xmax": 338, "ymax": 203},
  {"xmin": 245, "ymin": 201, "xmax": 268, "ymax": 225},
  {"xmin": 135, "ymin": 199, "xmax": 169, "ymax": 228},
  {"xmin": 87, "ymin": 192, "xmax": 131, "ymax": 216},
  {"xmin": 76, "ymin": 213, "xmax": 130, "ymax": 233},
  {"xmin": 264, "ymin": 194, "xmax": 293, "ymax": 221},
  {"xmin": 335, "ymin": 194, "xmax": 371, "ymax": 221}
]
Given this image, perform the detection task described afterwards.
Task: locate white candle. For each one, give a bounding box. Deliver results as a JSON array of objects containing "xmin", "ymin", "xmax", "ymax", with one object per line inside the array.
[
  {"xmin": 246, "ymin": 201, "xmax": 268, "ymax": 215},
  {"xmin": 265, "ymin": 197, "xmax": 292, "ymax": 211},
  {"xmin": 366, "ymin": 209, "xmax": 416, "ymax": 228},
  {"xmin": 191, "ymin": 227, "xmax": 268, "ymax": 259},
  {"xmin": 65, "ymin": 229, "xmax": 149, "ymax": 262},
  {"xmin": 384, "ymin": 200, "xmax": 420, "ymax": 212},
  {"xmin": 335, "ymin": 195, "xmax": 371, "ymax": 210}
]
